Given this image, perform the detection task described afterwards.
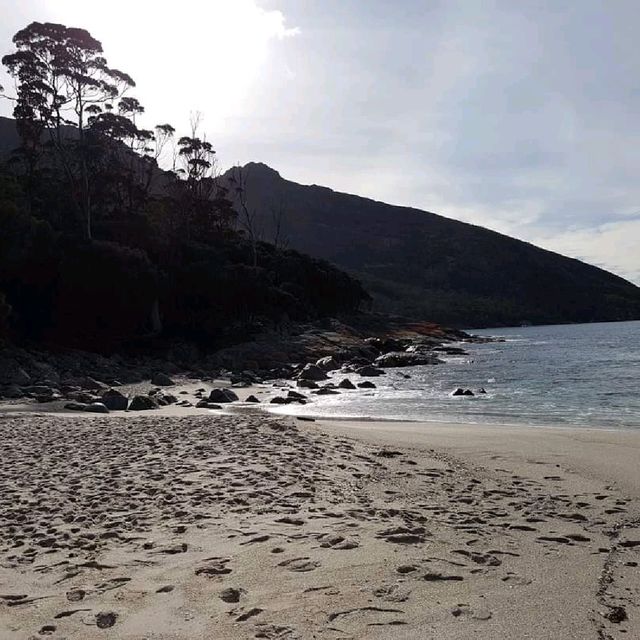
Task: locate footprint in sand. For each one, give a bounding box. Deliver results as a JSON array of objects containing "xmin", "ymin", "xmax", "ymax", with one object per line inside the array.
[
  {"xmin": 254, "ymin": 623, "xmax": 301, "ymax": 639},
  {"xmin": 376, "ymin": 526, "xmax": 426, "ymax": 544},
  {"xmin": 195, "ymin": 557, "xmax": 232, "ymax": 577},
  {"xmin": 38, "ymin": 625, "xmax": 56, "ymax": 635},
  {"xmin": 451, "ymin": 604, "xmax": 492, "ymax": 620},
  {"xmin": 373, "ymin": 583, "xmax": 412, "ymax": 603},
  {"xmin": 277, "ymin": 557, "xmax": 320, "ymax": 572},
  {"xmin": 318, "ymin": 534, "xmax": 359, "ymax": 550}
]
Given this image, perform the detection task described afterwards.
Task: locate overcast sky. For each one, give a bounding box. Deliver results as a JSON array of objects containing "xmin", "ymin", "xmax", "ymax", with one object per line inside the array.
[{"xmin": 1, "ymin": 0, "xmax": 639, "ymax": 284}]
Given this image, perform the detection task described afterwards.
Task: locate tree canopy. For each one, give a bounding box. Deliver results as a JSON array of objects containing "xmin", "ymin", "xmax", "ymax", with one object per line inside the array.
[{"xmin": 0, "ymin": 21, "xmax": 370, "ymax": 351}]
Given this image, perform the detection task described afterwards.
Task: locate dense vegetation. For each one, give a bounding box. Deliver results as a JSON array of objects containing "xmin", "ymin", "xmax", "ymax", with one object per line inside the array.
[
  {"xmin": 0, "ymin": 22, "xmax": 369, "ymax": 350},
  {"xmin": 229, "ymin": 163, "xmax": 640, "ymax": 327}
]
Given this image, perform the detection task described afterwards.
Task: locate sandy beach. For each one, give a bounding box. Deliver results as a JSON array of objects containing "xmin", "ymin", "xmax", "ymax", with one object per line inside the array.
[{"xmin": 1, "ymin": 402, "xmax": 639, "ymax": 639}]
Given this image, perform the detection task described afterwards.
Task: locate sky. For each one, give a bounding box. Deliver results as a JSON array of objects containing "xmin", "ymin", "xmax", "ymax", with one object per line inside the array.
[{"xmin": 1, "ymin": 0, "xmax": 639, "ymax": 284}]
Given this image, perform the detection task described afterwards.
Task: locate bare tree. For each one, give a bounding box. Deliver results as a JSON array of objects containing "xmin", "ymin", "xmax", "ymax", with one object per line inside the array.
[
  {"xmin": 228, "ymin": 165, "xmax": 262, "ymax": 269},
  {"xmin": 269, "ymin": 196, "xmax": 289, "ymax": 249},
  {"xmin": 171, "ymin": 114, "xmax": 236, "ymax": 240}
]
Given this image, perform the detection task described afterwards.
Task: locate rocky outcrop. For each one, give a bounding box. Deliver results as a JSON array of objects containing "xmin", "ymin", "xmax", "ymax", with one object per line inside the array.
[
  {"xmin": 101, "ymin": 389, "xmax": 128, "ymax": 411},
  {"xmin": 208, "ymin": 388, "xmax": 239, "ymax": 403},
  {"xmin": 298, "ymin": 364, "xmax": 328, "ymax": 382},
  {"xmin": 452, "ymin": 388, "xmax": 474, "ymax": 397},
  {"xmin": 196, "ymin": 400, "xmax": 222, "ymax": 409},
  {"xmin": 128, "ymin": 395, "xmax": 159, "ymax": 411},
  {"xmin": 355, "ymin": 365, "xmax": 384, "ymax": 377},
  {"xmin": 315, "ymin": 356, "xmax": 340, "ymax": 372},
  {"xmin": 152, "ymin": 373, "xmax": 175, "ymax": 386},
  {"xmin": 374, "ymin": 351, "xmax": 444, "ymax": 367}
]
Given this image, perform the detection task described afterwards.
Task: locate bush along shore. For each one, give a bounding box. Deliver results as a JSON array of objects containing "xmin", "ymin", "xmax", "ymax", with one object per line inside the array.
[{"xmin": 0, "ymin": 313, "xmax": 498, "ymax": 413}]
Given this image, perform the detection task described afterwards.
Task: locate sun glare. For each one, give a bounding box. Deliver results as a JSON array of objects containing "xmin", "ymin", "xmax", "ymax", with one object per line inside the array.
[{"xmin": 47, "ymin": 0, "xmax": 298, "ymax": 131}]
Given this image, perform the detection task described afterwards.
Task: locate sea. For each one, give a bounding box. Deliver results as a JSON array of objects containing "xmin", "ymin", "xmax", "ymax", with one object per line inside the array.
[{"xmin": 267, "ymin": 320, "xmax": 640, "ymax": 429}]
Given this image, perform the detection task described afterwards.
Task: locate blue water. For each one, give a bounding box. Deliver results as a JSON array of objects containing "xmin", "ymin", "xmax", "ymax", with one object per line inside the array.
[{"xmin": 268, "ymin": 321, "xmax": 640, "ymax": 429}]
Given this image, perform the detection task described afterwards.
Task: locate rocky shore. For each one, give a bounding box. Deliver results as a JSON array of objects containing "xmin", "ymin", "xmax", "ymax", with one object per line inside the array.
[
  {"xmin": 0, "ymin": 315, "xmax": 497, "ymax": 414},
  {"xmin": 1, "ymin": 317, "xmax": 638, "ymax": 639}
]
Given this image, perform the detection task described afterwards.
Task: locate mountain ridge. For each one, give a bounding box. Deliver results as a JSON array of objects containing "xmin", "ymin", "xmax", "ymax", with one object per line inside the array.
[
  {"xmin": 2, "ymin": 114, "xmax": 639, "ymax": 328},
  {"xmin": 223, "ymin": 161, "xmax": 640, "ymax": 328}
]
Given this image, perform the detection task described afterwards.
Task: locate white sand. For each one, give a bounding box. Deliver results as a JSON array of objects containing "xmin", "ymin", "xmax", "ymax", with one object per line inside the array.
[{"xmin": 1, "ymin": 402, "xmax": 638, "ymax": 639}]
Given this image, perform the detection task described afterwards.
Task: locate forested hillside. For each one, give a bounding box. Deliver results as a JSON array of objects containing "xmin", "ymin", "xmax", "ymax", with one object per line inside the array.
[
  {"xmin": 0, "ymin": 23, "xmax": 369, "ymax": 351},
  {"xmin": 225, "ymin": 163, "xmax": 640, "ymax": 327}
]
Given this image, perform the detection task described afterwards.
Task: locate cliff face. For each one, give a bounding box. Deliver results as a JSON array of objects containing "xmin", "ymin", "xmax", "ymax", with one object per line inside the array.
[{"xmin": 225, "ymin": 162, "xmax": 640, "ymax": 327}]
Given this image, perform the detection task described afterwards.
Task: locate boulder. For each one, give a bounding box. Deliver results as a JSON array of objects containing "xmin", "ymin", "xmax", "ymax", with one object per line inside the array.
[
  {"xmin": 208, "ymin": 388, "xmax": 239, "ymax": 403},
  {"xmin": 374, "ymin": 352, "xmax": 443, "ymax": 368},
  {"xmin": 196, "ymin": 400, "xmax": 222, "ymax": 409},
  {"xmin": 313, "ymin": 387, "xmax": 340, "ymax": 395},
  {"xmin": 128, "ymin": 395, "xmax": 159, "ymax": 411},
  {"xmin": 64, "ymin": 402, "xmax": 88, "ymax": 412},
  {"xmin": 156, "ymin": 394, "xmax": 178, "ymax": 406},
  {"xmin": 24, "ymin": 385, "xmax": 57, "ymax": 396},
  {"xmin": 67, "ymin": 390, "xmax": 100, "ymax": 404},
  {"xmin": 477, "ymin": 387, "xmax": 487, "ymax": 394},
  {"xmin": 452, "ymin": 388, "xmax": 474, "ymax": 397},
  {"xmin": 270, "ymin": 395, "xmax": 306, "ymax": 405},
  {"xmin": 101, "ymin": 389, "xmax": 128, "ymax": 411},
  {"xmin": 152, "ymin": 373, "xmax": 175, "ymax": 386},
  {"xmin": 315, "ymin": 356, "xmax": 340, "ymax": 372},
  {"xmin": 245, "ymin": 395, "xmax": 260, "ymax": 403},
  {"xmin": 287, "ymin": 389, "xmax": 307, "ymax": 400},
  {"xmin": 298, "ymin": 364, "xmax": 328, "ymax": 382},
  {"xmin": 355, "ymin": 365, "xmax": 384, "ymax": 377},
  {"xmin": 357, "ymin": 381, "xmax": 377, "ymax": 389},
  {"xmin": 434, "ymin": 345, "xmax": 467, "ymax": 355},
  {"xmin": 297, "ymin": 379, "xmax": 319, "ymax": 389},
  {"xmin": 86, "ymin": 402, "xmax": 110, "ymax": 414},
  {"xmin": 338, "ymin": 378, "xmax": 356, "ymax": 389}
]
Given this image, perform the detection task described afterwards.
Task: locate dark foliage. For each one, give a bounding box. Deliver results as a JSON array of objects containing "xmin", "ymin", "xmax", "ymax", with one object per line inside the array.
[
  {"xmin": 0, "ymin": 23, "xmax": 369, "ymax": 352},
  {"xmin": 0, "ymin": 291, "xmax": 10, "ymax": 340},
  {"xmin": 50, "ymin": 240, "xmax": 158, "ymax": 348},
  {"xmin": 160, "ymin": 238, "xmax": 367, "ymax": 345}
]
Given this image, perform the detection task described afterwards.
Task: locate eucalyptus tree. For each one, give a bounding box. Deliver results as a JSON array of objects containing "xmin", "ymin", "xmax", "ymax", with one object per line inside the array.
[
  {"xmin": 171, "ymin": 115, "xmax": 236, "ymax": 240},
  {"xmin": 2, "ymin": 22, "xmax": 135, "ymax": 238}
]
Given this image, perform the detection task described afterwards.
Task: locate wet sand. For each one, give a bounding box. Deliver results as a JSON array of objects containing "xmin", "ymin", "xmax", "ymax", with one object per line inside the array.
[{"xmin": 1, "ymin": 406, "xmax": 638, "ymax": 639}]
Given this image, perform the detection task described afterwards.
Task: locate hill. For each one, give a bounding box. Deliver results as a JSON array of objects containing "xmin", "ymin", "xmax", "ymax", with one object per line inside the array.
[
  {"xmin": 3, "ymin": 113, "xmax": 639, "ymax": 330},
  {"xmin": 225, "ymin": 162, "xmax": 640, "ymax": 327}
]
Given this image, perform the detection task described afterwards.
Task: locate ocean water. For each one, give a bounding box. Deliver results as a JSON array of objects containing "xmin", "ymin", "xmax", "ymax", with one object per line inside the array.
[{"xmin": 267, "ymin": 320, "xmax": 640, "ymax": 429}]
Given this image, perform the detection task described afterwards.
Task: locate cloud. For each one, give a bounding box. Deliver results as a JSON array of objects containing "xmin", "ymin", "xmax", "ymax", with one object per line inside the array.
[
  {"xmin": 532, "ymin": 219, "xmax": 640, "ymax": 285},
  {"xmin": 1, "ymin": 0, "xmax": 638, "ymax": 285}
]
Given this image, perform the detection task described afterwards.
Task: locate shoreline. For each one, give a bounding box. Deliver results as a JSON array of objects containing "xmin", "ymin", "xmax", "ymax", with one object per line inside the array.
[
  {"xmin": 310, "ymin": 416, "xmax": 640, "ymax": 499},
  {"xmin": 265, "ymin": 405, "xmax": 640, "ymax": 432}
]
